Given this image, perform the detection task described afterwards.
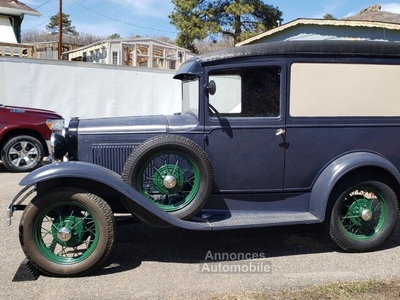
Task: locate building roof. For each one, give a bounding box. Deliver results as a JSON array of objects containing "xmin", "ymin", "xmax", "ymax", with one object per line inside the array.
[
  {"xmin": 0, "ymin": 0, "xmax": 40, "ymax": 17},
  {"xmin": 237, "ymin": 4, "xmax": 400, "ymax": 46},
  {"xmin": 63, "ymin": 37, "xmax": 193, "ymax": 55},
  {"xmin": 236, "ymin": 18, "xmax": 400, "ymax": 46}
]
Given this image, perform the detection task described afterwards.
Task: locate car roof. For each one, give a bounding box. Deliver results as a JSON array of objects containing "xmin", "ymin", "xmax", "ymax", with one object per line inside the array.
[
  {"xmin": 197, "ymin": 40, "xmax": 400, "ymax": 63},
  {"xmin": 174, "ymin": 40, "xmax": 400, "ymax": 80}
]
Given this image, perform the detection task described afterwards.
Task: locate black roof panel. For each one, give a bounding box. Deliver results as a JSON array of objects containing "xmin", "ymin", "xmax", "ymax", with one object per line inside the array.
[{"xmin": 196, "ymin": 40, "xmax": 400, "ymax": 63}]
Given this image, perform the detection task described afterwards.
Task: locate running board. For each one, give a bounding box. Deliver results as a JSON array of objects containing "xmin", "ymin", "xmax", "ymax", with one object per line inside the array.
[{"xmin": 188, "ymin": 210, "xmax": 321, "ymax": 230}]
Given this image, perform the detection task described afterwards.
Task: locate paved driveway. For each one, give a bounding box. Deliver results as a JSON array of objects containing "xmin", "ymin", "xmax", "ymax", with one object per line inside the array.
[{"xmin": 1, "ymin": 162, "xmax": 399, "ymax": 299}]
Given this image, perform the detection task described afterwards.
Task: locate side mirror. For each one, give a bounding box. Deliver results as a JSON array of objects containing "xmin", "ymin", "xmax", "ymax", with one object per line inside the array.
[{"xmin": 205, "ymin": 80, "xmax": 217, "ymax": 96}]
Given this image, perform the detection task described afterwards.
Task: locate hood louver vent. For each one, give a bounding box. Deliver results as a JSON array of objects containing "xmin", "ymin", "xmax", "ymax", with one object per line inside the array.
[{"xmin": 92, "ymin": 145, "xmax": 138, "ymax": 174}]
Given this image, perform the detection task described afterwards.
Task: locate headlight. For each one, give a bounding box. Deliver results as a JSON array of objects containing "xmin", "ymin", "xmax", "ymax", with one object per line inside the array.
[
  {"xmin": 51, "ymin": 133, "xmax": 68, "ymax": 160},
  {"xmin": 46, "ymin": 118, "xmax": 65, "ymax": 132}
]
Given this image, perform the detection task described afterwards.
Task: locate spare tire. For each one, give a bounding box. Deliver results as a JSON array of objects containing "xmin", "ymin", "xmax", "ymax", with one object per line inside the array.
[{"xmin": 122, "ymin": 135, "xmax": 213, "ymax": 220}]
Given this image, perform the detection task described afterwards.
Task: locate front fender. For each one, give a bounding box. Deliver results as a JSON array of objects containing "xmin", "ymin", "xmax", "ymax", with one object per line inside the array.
[
  {"xmin": 18, "ymin": 161, "xmax": 211, "ymax": 230},
  {"xmin": 309, "ymin": 151, "xmax": 400, "ymax": 221}
]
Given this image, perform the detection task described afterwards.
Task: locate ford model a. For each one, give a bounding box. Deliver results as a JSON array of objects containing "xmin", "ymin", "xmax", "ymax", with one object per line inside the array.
[{"xmin": 7, "ymin": 41, "xmax": 400, "ymax": 277}]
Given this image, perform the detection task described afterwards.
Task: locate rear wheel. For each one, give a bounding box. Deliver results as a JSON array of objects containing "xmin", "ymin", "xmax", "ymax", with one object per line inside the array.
[
  {"xmin": 326, "ymin": 175, "xmax": 399, "ymax": 251},
  {"xmin": 19, "ymin": 187, "xmax": 116, "ymax": 277},
  {"xmin": 1, "ymin": 135, "xmax": 44, "ymax": 172}
]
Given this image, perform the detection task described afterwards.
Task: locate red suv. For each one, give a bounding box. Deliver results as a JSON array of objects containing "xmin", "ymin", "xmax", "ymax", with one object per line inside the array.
[{"xmin": 0, "ymin": 104, "xmax": 64, "ymax": 172}]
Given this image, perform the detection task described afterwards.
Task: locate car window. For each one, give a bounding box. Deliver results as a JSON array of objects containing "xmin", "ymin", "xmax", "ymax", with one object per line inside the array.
[
  {"xmin": 208, "ymin": 66, "xmax": 281, "ymax": 118},
  {"xmin": 182, "ymin": 78, "xmax": 200, "ymax": 116}
]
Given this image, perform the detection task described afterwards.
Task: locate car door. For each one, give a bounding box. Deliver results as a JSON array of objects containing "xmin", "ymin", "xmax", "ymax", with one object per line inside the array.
[{"xmin": 203, "ymin": 62, "xmax": 286, "ymax": 192}]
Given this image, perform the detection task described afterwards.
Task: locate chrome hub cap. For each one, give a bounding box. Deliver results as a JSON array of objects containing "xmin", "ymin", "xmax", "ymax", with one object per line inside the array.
[
  {"xmin": 163, "ymin": 175, "xmax": 177, "ymax": 189},
  {"xmin": 57, "ymin": 227, "xmax": 72, "ymax": 242},
  {"xmin": 361, "ymin": 209, "xmax": 373, "ymax": 221}
]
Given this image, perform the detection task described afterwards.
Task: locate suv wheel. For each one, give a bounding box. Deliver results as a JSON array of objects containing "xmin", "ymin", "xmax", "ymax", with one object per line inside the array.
[{"xmin": 1, "ymin": 135, "xmax": 44, "ymax": 172}]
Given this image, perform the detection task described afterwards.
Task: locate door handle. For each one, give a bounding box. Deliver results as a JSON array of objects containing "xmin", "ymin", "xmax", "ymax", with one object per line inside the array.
[{"xmin": 276, "ymin": 128, "xmax": 286, "ymax": 136}]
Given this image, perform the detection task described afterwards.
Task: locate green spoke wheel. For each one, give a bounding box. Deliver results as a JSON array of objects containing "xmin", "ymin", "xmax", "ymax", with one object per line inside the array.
[
  {"xmin": 19, "ymin": 187, "xmax": 116, "ymax": 277},
  {"xmin": 36, "ymin": 202, "xmax": 99, "ymax": 263},
  {"xmin": 139, "ymin": 151, "xmax": 201, "ymax": 211},
  {"xmin": 326, "ymin": 175, "xmax": 399, "ymax": 252},
  {"xmin": 340, "ymin": 192, "xmax": 387, "ymax": 239},
  {"xmin": 122, "ymin": 135, "xmax": 213, "ymax": 220}
]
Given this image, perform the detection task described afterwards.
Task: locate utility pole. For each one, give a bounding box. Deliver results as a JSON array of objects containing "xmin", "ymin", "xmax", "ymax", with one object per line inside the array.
[{"xmin": 58, "ymin": 0, "xmax": 63, "ymax": 60}]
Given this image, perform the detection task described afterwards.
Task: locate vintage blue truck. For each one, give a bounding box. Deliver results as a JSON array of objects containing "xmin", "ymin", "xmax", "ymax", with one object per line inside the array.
[{"xmin": 7, "ymin": 40, "xmax": 400, "ymax": 277}]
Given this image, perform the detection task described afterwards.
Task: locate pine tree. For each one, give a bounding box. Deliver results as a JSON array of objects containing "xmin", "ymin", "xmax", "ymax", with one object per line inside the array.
[
  {"xmin": 46, "ymin": 13, "xmax": 78, "ymax": 35},
  {"xmin": 323, "ymin": 14, "xmax": 337, "ymax": 20}
]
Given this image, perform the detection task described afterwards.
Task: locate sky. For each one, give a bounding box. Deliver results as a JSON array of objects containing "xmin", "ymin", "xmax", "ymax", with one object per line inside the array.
[{"xmin": 20, "ymin": 0, "xmax": 400, "ymax": 40}]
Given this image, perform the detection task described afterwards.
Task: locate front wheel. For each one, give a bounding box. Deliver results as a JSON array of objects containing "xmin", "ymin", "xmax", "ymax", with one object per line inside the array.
[
  {"xmin": 1, "ymin": 135, "xmax": 44, "ymax": 172},
  {"xmin": 19, "ymin": 187, "xmax": 116, "ymax": 277},
  {"xmin": 326, "ymin": 175, "xmax": 399, "ymax": 252}
]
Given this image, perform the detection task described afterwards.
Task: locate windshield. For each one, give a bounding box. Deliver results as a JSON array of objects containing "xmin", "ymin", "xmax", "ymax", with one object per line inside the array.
[{"xmin": 182, "ymin": 78, "xmax": 199, "ymax": 117}]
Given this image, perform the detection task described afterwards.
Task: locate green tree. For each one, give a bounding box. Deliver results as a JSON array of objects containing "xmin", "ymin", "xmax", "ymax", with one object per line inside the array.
[
  {"xmin": 46, "ymin": 13, "xmax": 78, "ymax": 35},
  {"xmin": 323, "ymin": 13, "xmax": 337, "ymax": 20},
  {"xmin": 169, "ymin": 0, "xmax": 282, "ymax": 51},
  {"xmin": 108, "ymin": 33, "xmax": 122, "ymax": 39}
]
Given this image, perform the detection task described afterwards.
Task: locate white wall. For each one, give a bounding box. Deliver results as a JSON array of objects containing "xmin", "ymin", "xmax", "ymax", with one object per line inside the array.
[
  {"xmin": 0, "ymin": 57, "xmax": 182, "ymax": 122},
  {"xmin": 0, "ymin": 16, "xmax": 17, "ymax": 44}
]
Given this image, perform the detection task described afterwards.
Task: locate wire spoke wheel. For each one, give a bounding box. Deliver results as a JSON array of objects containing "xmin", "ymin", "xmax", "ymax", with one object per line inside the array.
[
  {"xmin": 339, "ymin": 189, "xmax": 387, "ymax": 240},
  {"xmin": 326, "ymin": 175, "xmax": 398, "ymax": 252},
  {"xmin": 19, "ymin": 187, "xmax": 115, "ymax": 277},
  {"xmin": 36, "ymin": 201, "xmax": 99, "ymax": 264},
  {"xmin": 122, "ymin": 135, "xmax": 213, "ymax": 220},
  {"xmin": 139, "ymin": 151, "xmax": 200, "ymax": 211}
]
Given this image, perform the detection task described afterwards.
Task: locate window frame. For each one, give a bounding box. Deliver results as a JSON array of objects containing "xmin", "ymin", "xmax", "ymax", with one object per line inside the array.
[{"xmin": 204, "ymin": 60, "xmax": 286, "ymax": 127}]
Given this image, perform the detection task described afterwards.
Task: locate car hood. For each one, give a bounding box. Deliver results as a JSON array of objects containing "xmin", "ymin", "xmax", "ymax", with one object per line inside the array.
[
  {"xmin": 77, "ymin": 114, "xmax": 199, "ymax": 135},
  {"xmin": 0, "ymin": 104, "xmax": 62, "ymax": 119}
]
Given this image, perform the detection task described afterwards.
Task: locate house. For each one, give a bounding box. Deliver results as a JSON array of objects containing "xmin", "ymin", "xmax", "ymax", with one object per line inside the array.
[
  {"xmin": 237, "ymin": 4, "xmax": 400, "ymax": 46},
  {"xmin": 0, "ymin": 0, "xmax": 40, "ymax": 43},
  {"xmin": 28, "ymin": 41, "xmax": 83, "ymax": 60},
  {"xmin": 0, "ymin": 0, "xmax": 40, "ymax": 57},
  {"xmin": 64, "ymin": 38, "xmax": 194, "ymax": 70}
]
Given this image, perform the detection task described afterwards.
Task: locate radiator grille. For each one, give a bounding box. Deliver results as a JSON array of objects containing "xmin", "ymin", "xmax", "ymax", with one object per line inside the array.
[{"xmin": 92, "ymin": 145, "xmax": 138, "ymax": 174}]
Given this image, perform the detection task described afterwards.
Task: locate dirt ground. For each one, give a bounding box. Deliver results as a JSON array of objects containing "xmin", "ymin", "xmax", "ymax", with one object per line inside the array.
[{"xmin": 211, "ymin": 279, "xmax": 400, "ymax": 299}]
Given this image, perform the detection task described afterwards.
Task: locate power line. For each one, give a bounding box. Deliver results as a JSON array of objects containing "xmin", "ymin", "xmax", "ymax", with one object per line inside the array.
[
  {"xmin": 22, "ymin": 17, "xmax": 52, "ymax": 31},
  {"xmin": 25, "ymin": 0, "xmax": 52, "ymax": 32},
  {"xmin": 34, "ymin": 0, "xmax": 53, "ymax": 10},
  {"xmin": 70, "ymin": 0, "xmax": 178, "ymax": 34}
]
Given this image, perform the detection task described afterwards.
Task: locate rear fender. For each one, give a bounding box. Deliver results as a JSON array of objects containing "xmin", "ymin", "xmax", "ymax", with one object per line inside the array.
[
  {"xmin": 309, "ymin": 152, "xmax": 400, "ymax": 221},
  {"xmin": 18, "ymin": 161, "xmax": 211, "ymax": 230}
]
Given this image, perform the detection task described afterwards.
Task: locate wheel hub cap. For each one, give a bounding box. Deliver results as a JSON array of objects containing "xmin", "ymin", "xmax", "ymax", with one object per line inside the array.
[
  {"xmin": 347, "ymin": 197, "xmax": 373, "ymax": 226},
  {"xmin": 57, "ymin": 227, "xmax": 72, "ymax": 242},
  {"xmin": 152, "ymin": 164, "xmax": 185, "ymax": 194},
  {"xmin": 361, "ymin": 209, "xmax": 373, "ymax": 221},
  {"xmin": 163, "ymin": 175, "xmax": 177, "ymax": 188},
  {"xmin": 52, "ymin": 216, "xmax": 86, "ymax": 247}
]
